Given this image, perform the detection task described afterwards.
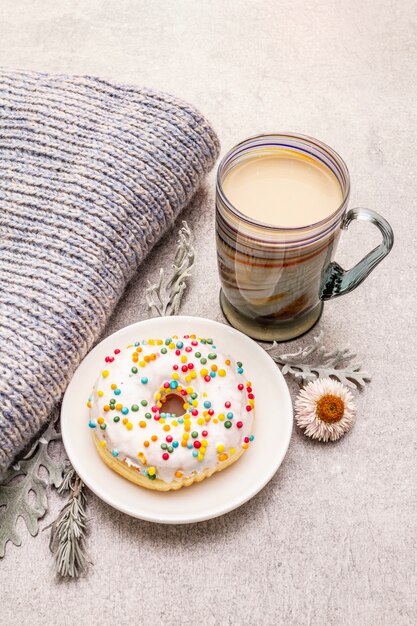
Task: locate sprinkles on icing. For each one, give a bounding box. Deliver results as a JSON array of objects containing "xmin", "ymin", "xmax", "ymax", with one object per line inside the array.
[{"xmin": 88, "ymin": 334, "xmax": 255, "ymax": 489}]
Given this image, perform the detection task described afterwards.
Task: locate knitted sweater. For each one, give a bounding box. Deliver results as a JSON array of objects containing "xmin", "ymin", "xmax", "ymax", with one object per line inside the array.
[{"xmin": 0, "ymin": 68, "xmax": 219, "ymax": 474}]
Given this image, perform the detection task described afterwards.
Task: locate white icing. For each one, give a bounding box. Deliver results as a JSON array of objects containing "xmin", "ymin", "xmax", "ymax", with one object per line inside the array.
[{"xmin": 89, "ymin": 335, "xmax": 255, "ymax": 484}]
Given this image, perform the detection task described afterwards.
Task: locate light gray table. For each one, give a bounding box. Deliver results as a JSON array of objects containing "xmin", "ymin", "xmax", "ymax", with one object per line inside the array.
[{"xmin": 1, "ymin": 2, "xmax": 416, "ymax": 625}]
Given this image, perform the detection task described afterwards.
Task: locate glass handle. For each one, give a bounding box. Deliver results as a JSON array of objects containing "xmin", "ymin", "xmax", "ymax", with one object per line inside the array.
[{"xmin": 320, "ymin": 207, "xmax": 394, "ymax": 301}]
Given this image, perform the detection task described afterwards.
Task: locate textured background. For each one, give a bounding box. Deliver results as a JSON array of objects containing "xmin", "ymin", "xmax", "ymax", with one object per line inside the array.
[{"xmin": 1, "ymin": 1, "xmax": 416, "ymax": 625}]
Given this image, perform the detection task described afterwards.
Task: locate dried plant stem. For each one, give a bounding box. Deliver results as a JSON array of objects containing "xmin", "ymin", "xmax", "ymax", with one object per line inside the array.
[{"xmin": 48, "ymin": 465, "xmax": 90, "ymax": 578}]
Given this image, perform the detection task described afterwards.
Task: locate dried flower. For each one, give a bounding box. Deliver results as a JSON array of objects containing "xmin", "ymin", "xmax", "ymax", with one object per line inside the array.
[{"xmin": 295, "ymin": 378, "xmax": 356, "ymax": 442}]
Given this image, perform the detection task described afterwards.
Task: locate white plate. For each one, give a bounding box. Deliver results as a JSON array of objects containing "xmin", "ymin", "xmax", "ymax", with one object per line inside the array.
[{"xmin": 61, "ymin": 316, "xmax": 293, "ymax": 523}]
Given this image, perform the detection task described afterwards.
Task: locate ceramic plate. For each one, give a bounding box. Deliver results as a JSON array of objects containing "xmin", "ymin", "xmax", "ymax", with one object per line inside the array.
[{"xmin": 61, "ymin": 316, "xmax": 293, "ymax": 523}]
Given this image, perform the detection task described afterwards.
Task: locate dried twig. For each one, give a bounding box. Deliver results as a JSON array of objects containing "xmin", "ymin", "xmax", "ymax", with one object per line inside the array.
[{"xmin": 48, "ymin": 464, "xmax": 90, "ymax": 578}]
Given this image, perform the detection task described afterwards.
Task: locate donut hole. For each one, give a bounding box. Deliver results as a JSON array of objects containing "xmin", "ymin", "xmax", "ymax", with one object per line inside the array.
[{"xmin": 161, "ymin": 393, "xmax": 186, "ymax": 418}]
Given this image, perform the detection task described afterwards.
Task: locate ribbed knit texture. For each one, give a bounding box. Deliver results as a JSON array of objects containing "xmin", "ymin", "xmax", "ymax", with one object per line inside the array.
[{"xmin": 0, "ymin": 68, "xmax": 220, "ymax": 473}]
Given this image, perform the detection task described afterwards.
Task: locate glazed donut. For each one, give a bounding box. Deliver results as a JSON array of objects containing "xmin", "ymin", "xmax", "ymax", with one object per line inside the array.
[{"xmin": 87, "ymin": 334, "xmax": 255, "ymax": 490}]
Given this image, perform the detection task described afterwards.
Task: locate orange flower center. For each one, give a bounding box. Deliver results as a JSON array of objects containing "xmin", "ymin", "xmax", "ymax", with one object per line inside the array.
[{"xmin": 316, "ymin": 394, "xmax": 345, "ymax": 423}]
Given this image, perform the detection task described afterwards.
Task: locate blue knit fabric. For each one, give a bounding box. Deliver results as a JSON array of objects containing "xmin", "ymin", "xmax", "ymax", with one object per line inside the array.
[{"xmin": 0, "ymin": 68, "xmax": 219, "ymax": 473}]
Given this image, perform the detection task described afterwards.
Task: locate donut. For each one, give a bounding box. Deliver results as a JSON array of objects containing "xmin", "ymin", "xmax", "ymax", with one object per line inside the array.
[{"xmin": 87, "ymin": 334, "xmax": 255, "ymax": 490}]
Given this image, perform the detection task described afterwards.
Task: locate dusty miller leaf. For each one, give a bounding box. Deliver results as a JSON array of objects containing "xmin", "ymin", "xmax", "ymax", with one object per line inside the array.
[
  {"xmin": 264, "ymin": 330, "xmax": 371, "ymax": 389},
  {"xmin": 0, "ymin": 416, "xmax": 64, "ymax": 558},
  {"xmin": 146, "ymin": 221, "xmax": 195, "ymax": 316}
]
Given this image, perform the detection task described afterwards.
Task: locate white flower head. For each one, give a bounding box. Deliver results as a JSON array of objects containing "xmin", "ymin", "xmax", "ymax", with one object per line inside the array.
[{"xmin": 295, "ymin": 378, "xmax": 356, "ymax": 442}]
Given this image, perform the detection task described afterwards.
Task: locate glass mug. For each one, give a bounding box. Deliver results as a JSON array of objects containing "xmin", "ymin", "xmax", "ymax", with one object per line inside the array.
[{"xmin": 216, "ymin": 133, "xmax": 394, "ymax": 341}]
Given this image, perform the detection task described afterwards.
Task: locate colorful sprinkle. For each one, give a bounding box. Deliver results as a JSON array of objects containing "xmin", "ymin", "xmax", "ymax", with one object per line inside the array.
[{"xmin": 92, "ymin": 335, "xmax": 255, "ymax": 481}]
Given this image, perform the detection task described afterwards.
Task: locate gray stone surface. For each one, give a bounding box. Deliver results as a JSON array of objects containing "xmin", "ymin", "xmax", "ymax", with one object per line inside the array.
[{"xmin": 0, "ymin": 1, "xmax": 416, "ymax": 625}]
